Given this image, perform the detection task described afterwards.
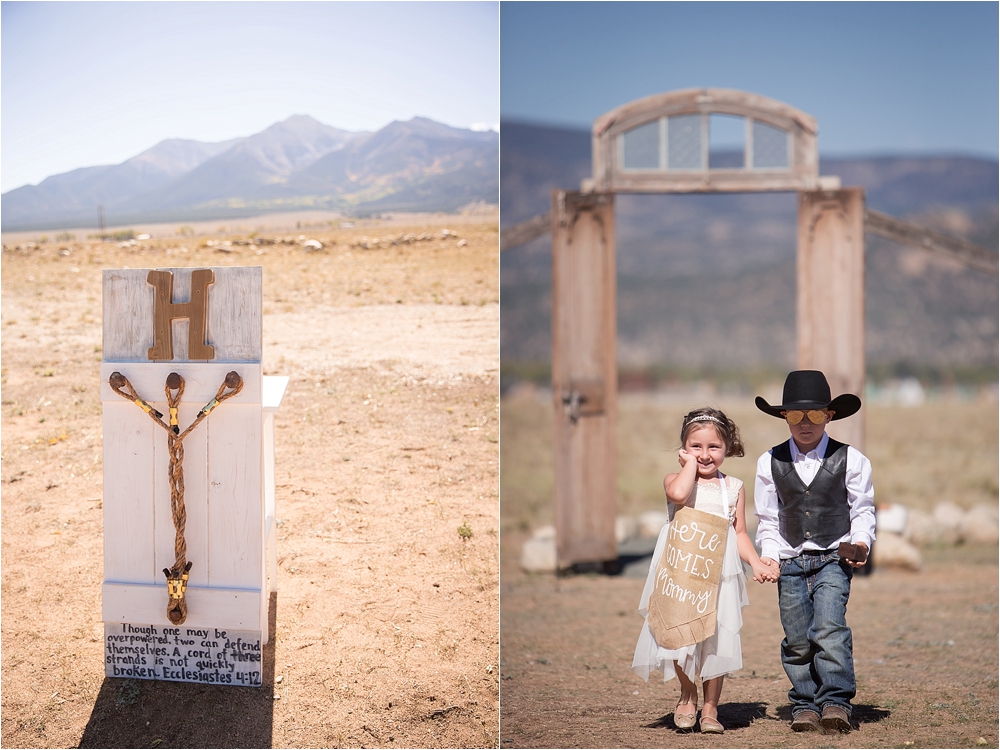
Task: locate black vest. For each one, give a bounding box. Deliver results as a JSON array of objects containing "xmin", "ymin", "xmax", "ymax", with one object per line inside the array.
[{"xmin": 771, "ymin": 438, "xmax": 850, "ymax": 549}]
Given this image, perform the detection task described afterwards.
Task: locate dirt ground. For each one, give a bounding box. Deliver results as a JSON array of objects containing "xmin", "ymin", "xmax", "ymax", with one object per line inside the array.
[
  {"xmin": 1, "ymin": 214, "xmax": 499, "ymax": 748},
  {"xmin": 499, "ymin": 390, "xmax": 999, "ymax": 749},
  {"xmin": 499, "ymin": 542, "xmax": 998, "ymax": 749}
]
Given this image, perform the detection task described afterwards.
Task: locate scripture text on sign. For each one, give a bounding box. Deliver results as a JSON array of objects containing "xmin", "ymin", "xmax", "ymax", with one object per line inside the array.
[{"xmin": 105, "ymin": 623, "xmax": 262, "ymax": 686}]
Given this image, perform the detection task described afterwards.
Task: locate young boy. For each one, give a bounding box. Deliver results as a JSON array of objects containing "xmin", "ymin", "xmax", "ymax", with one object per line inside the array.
[{"xmin": 753, "ymin": 370, "xmax": 875, "ymax": 734}]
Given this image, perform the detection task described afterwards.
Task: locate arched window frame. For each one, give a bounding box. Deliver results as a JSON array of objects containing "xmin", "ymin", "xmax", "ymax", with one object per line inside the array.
[{"xmin": 591, "ymin": 88, "xmax": 823, "ymax": 193}]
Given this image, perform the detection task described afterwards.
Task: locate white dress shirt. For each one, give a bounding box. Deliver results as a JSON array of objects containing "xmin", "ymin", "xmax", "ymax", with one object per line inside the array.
[{"xmin": 754, "ymin": 432, "xmax": 876, "ymax": 561}]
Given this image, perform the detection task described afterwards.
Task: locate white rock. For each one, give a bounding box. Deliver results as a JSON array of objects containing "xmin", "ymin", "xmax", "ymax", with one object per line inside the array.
[
  {"xmin": 302, "ymin": 239, "xmax": 324, "ymax": 251},
  {"xmin": 638, "ymin": 510, "xmax": 669, "ymax": 538},
  {"xmin": 520, "ymin": 536, "xmax": 556, "ymax": 572},
  {"xmin": 872, "ymin": 531, "xmax": 922, "ymax": 571},
  {"xmin": 615, "ymin": 516, "xmax": 639, "ymax": 544},
  {"xmin": 904, "ymin": 508, "xmax": 939, "ymax": 545},
  {"xmin": 896, "ymin": 378, "xmax": 926, "ymax": 406},
  {"xmin": 933, "ymin": 502, "xmax": 965, "ymax": 545},
  {"xmin": 876, "ymin": 504, "xmax": 909, "ymax": 535},
  {"xmin": 959, "ymin": 504, "xmax": 999, "ymax": 544},
  {"xmin": 531, "ymin": 524, "xmax": 555, "ymax": 541}
]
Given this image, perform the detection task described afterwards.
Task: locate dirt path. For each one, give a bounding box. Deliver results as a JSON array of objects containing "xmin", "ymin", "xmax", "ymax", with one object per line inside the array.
[
  {"xmin": 499, "ymin": 539, "xmax": 998, "ymax": 749},
  {"xmin": 1, "ymin": 218, "xmax": 499, "ymax": 748}
]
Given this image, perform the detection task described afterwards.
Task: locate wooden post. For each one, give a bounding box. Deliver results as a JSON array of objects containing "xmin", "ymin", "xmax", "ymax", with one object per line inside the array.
[
  {"xmin": 551, "ymin": 190, "xmax": 618, "ymax": 571},
  {"xmin": 101, "ymin": 266, "xmax": 284, "ymax": 686},
  {"xmin": 797, "ymin": 188, "xmax": 866, "ymax": 450}
]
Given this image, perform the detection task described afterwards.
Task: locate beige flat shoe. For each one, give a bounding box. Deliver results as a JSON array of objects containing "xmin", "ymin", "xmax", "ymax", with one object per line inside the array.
[
  {"xmin": 699, "ymin": 715, "xmax": 725, "ymax": 734},
  {"xmin": 674, "ymin": 701, "xmax": 698, "ymax": 730}
]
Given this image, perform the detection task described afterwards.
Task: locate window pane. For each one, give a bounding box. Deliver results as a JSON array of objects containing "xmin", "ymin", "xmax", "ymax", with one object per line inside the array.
[
  {"xmin": 709, "ymin": 114, "xmax": 745, "ymax": 169},
  {"xmin": 621, "ymin": 120, "xmax": 660, "ymax": 170},
  {"xmin": 753, "ymin": 121, "xmax": 789, "ymax": 169},
  {"xmin": 667, "ymin": 115, "xmax": 702, "ymax": 170}
]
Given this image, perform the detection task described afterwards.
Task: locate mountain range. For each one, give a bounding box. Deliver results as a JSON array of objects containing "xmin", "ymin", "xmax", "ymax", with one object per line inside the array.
[
  {"xmin": 2, "ymin": 115, "xmax": 498, "ymax": 230},
  {"xmin": 499, "ymin": 120, "xmax": 998, "ymax": 379}
]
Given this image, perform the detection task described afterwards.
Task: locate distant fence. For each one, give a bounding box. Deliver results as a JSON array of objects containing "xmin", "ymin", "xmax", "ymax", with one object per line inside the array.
[{"xmin": 500, "ymin": 208, "xmax": 998, "ymax": 275}]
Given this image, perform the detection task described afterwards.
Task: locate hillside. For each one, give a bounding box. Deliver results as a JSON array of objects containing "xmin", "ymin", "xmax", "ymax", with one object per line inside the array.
[
  {"xmin": 500, "ymin": 120, "xmax": 998, "ymax": 379},
  {"xmin": 2, "ymin": 116, "xmax": 498, "ymax": 230}
]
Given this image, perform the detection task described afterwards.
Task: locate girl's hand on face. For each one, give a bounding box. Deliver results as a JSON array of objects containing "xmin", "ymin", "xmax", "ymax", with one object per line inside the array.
[{"xmin": 678, "ymin": 449, "xmax": 696, "ymax": 469}]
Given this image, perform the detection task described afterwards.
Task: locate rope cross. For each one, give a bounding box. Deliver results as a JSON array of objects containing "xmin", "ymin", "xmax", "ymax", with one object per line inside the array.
[{"xmin": 109, "ymin": 370, "xmax": 244, "ymax": 625}]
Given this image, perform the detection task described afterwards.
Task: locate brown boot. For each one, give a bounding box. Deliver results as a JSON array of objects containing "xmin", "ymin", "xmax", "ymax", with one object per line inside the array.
[
  {"xmin": 820, "ymin": 705, "xmax": 851, "ymax": 733},
  {"xmin": 790, "ymin": 710, "xmax": 821, "ymax": 732}
]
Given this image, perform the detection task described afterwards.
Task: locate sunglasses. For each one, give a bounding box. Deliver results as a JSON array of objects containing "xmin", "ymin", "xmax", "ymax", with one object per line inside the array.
[{"xmin": 782, "ymin": 409, "xmax": 829, "ymax": 425}]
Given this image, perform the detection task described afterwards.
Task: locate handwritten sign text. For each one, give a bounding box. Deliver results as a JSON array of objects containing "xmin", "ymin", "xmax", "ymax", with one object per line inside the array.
[{"xmin": 105, "ymin": 623, "xmax": 262, "ymax": 686}]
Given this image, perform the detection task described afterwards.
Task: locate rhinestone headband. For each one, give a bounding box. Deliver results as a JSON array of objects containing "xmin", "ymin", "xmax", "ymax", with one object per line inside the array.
[{"xmin": 687, "ymin": 414, "xmax": 724, "ymax": 426}]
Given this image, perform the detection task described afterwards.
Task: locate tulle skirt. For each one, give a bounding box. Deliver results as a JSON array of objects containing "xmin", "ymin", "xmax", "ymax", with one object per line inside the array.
[{"xmin": 632, "ymin": 520, "xmax": 748, "ymax": 683}]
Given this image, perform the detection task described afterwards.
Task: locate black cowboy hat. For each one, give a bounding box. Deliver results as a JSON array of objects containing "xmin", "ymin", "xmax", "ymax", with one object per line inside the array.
[{"xmin": 755, "ymin": 370, "xmax": 861, "ymax": 421}]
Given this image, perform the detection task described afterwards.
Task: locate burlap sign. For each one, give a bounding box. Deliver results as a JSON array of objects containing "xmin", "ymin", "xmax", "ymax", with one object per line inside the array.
[{"xmin": 647, "ymin": 505, "xmax": 730, "ymax": 650}]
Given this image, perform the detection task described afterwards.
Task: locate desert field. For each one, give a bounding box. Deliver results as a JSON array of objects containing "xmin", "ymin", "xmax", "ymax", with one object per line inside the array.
[
  {"xmin": 500, "ymin": 388, "xmax": 999, "ymax": 748},
  {"xmin": 1, "ymin": 212, "xmax": 499, "ymax": 748}
]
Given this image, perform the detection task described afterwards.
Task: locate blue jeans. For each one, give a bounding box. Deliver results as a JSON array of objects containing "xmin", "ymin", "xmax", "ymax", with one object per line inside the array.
[{"xmin": 777, "ymin": 551, "xmax": 855, "ymax": 718}]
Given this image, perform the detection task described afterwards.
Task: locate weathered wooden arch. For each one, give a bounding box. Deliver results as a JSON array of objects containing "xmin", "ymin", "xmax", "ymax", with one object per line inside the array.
[
  {"xmin": 590, "ymin": 87, "xmax": 833, "ymax": 193},
  {"xmin": 552, "ymin": 88, "xmax": 863, "ymax": 572}
]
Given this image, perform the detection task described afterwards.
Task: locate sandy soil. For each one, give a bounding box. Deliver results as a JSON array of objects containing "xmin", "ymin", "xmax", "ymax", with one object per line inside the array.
[
  {"xmin": 499, "ymin": 542, "xmax": 998, "ymax": 749},
  {"xmin": 1, "ymin": 216, "xmax": 500, "ymax": 748}
]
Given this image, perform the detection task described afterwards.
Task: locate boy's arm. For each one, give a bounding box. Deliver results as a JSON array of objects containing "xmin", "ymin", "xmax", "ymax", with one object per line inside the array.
[
  {"xmin": 846, "ymin": 447, "xmax": 876, "ymax": 549},
  {"xmin": 753, "ymin": 450, "xmax": 782, "ymax": 564}
]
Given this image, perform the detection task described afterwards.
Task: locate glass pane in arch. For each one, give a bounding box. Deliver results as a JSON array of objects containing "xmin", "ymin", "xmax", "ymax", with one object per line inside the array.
[
  {"xmin": 709, "ymin": 114, "xmax": 746, "ymax": 169},
  {"xmin": 621, "ymin": 120, "xmax": 660, "ymax": 170},
  {"xmin": 667, "ymin": 114, "xmax": 702, "ymax": 170},
  {"xmin": 752, "ymin": 121, "xmax": 789, "ymax": 169}
]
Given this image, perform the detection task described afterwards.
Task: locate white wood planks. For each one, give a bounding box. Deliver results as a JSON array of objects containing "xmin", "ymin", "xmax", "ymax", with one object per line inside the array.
[
  {"xmin": 103, "ymin": 583, "xmax": 262, "ymax": 630},
  {"xmin": 207, "ymin": 404, "xmax": 263, "ymax": 589},
  {"xmin": 102, "ymin": 266, "xmax": 275, "ymax": 665},
  {"xmin": 103, "ymin": 401, "xmax": 157, "ymax": 584},
  {"xmin": 262, "ymin": 375, "xmax": 288, "ymax": 595}
]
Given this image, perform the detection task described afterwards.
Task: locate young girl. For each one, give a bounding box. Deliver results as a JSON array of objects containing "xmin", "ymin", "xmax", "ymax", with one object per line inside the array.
[{"xmin": 632, "ymin": 407, "xmax": 778, "ymax": 734}]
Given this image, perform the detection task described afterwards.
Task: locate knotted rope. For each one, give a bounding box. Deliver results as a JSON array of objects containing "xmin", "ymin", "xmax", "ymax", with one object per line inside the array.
[{"xmin": 109, "ymin": 370, "xmax": 244, "ymax": 624}]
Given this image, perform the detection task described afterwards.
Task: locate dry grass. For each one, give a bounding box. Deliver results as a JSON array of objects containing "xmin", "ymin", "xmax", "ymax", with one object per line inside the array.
[{"xmin": 500, "ymin": 386, "xmax": 999, "ymax": 535}]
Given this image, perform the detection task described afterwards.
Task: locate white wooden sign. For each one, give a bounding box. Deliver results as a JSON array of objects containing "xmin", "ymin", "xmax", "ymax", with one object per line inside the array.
[{"xmin": 102, "ymin": 266, "xmax": 284, "ymax": 686}]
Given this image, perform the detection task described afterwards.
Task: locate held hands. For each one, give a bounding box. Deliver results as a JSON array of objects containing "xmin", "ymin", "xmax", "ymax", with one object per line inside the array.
[{"xmin": 752, "ymin": 557, "xmax": 780, "ymax": 584}]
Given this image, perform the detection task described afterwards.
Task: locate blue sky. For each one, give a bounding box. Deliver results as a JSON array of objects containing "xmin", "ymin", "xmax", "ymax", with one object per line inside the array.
[
  {"xmin": 501, "ymin": 1, "xmax": 999, "ymax": 158},
  {"xmin": 2, "ymin": 1, "xmax": 499, "ymax": 192}
]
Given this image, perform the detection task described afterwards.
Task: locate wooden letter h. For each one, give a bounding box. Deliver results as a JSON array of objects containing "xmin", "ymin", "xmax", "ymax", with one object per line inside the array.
[{"xmin": 147, "ymin": 269, "xmax": 215, "ymax": 361}]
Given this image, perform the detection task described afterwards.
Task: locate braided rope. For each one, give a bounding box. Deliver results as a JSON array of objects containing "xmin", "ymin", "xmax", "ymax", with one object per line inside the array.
[{"xmin": 109, "ymin": 370, "xmax": 244, "ymax": 624}]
